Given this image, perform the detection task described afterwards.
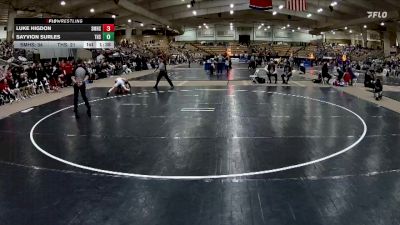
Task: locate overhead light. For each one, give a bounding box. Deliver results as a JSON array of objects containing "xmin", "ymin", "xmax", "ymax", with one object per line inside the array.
[
  {"xmin": 111, "ymin": 15, "xmax": 116, "ymax": 18},
  {"xmin": 258, "ymin": 26, "xmax": 261, "ymax": 30},
  {"xmin": 187, "ymin": 4, "xmax": 191, "ymax": 8},
  {"xmin": 230, "ymin": 22, "xmax": 233, "ymax": 26},
  {"xmin": 90, "ymin": 8, "xmax": 95, "ymax": 13},
  {"xmin": 60, "ymin": 1, "xmax": 66, "ymax": 6},
  {"xmin": 205, "ymin": 26, "xmax": 209, "ymax": 29},
  {"xmin": 198, "ymin": 25, "xmax": 201, "ymax": 28},
  {"xmin": 360, "ymin": 33, "xmax": 363, "ymax": 35},
  {"xmin": 261, "ymin": 23, "xmax": 264, "ymax": 26},
  {"xmin": 380, "ymin": 22, "xmax": 385, "ymax": 26},
  {"xmin": 349, "ymin": 30, "xmax": 353, "ymax": 33},
  {"xmin": 167, "ymin": 25, "xmax": 170, "ymax": 28},
  {"xmin": 278, "ymin": 5, "xmax": 284, "ymax": 10},
  {"xmin": 267, "ymin": 25, "xmax": 271, "ymax": 29},
  {"xmin": 192, "ymin": 10, "xmax": 197, "ymax": 15},
  {"xmin": 332, "ymin": 31, "xmax": 336, "ymax": 34},
  {"xmin": 140, "ymin": 23, "xmax": 144, "ymax": 27},
  {"xmin": 203, "ymin": 23, "xmax": 206, "ymax": 26},
  {"xmin": 330, "ymin": 1, "xmax": 337, "ymax": 6},
  {"xmin": 230, "ymin": 10, "xmax": 234, "ymax": 14},
  {"xmin": 363, "ymin": 25, "xmax": 367, "ymax": 28},
  {"xmin": 128, "ymin": 19, "xmax": 132, "ymax": 23},
  {"xmin": 282, "ymin": 26, "xmax": 286, "ymax": 29},
  {"xmin": 297, "ymin": 27, "xmax": 300, "ymax": 30},
  {"xmin": 153, "ymin": 27, "xmax": 156, "ymax": 30},
  {"xmin": 272, "ymin": 11, "xmax": 277, "ymax": 15},
  {"xmin": 230, "ymin": 3, "xmax": 234, "ymax": 8},
  {"xmin": 292, "ymin": 30, "xmax": 295, "ymax": 32},
  {"xmin": 317, "ymin": 8, "xmax": 323, "ymax": 13},
  {"xmin": 307, "ymin": 13, "xmax": 312, "ymax": 17},
  {"xmin": 264, "ymin": 28, "xmax": 267, "ymax": 31},
  {"xmin": 320, "ymin": 32, "xmax": 324, "ymax": 34},
  {"xmin": 344, "ymin": 26, "xmax": 348, "ymax": 30},
  {"xmin": 287, "ymin": 24, "xmax": 290, "ymax": 27}
]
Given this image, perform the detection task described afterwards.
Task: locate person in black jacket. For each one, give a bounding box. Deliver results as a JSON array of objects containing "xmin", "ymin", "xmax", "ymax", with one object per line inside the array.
[
  {"xmin": 374, "ymin": 79, "xmax": 383, "ymax": 101},
  {"xmin": 364, "ymin": 70, "xmax": 375, "ymax": 89},
  {"xmin": 267, "ymin": 61, "xmax": 277, "ymax": 84},
  {"xmin": 321, "ymin": 62, "xmax": 332, "ymax": 84},
  {"xmin": 35, "ymin": 64, "xmax": 49, "ymax": 93},
  {"xmin": 281, "ymin": 62, "xmax": 292, "ymax": 84}
]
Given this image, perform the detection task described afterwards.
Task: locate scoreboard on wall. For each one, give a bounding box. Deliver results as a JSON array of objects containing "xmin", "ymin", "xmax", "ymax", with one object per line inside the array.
[{"xmin": 13, "ymin": 18, "xmax": 115, "ymax": 49}]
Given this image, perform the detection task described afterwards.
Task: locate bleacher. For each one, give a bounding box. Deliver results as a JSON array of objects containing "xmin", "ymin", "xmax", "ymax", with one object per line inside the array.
[
  {"xmin": 229, "ymin": 43, "xmax": 249, "ymax": 55},
  {"xmin": 296, "ymin": 45, "xmax": 317, "ymax": 58},
  {"xmin": 272, "ymin": 45, "xmax": 291, "ymax": 57},
  {"xmin": 191, "ymin": 43, "xmax": 227, "ymax": 56}
]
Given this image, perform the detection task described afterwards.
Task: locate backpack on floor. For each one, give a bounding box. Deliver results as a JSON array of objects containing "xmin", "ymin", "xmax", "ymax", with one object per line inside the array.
[{"xmin": 256, "ymin": 77, "xmax": 266, "ymax": 83}]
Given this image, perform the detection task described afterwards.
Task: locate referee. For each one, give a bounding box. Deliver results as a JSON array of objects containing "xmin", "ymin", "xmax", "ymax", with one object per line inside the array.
[
  {"xmin": 153, "ymin": 59, "xmax": 174, "ymax": 90},
  {"xmin": 72, "ymin": 59, "xmax": 91, "ymax": 118}
]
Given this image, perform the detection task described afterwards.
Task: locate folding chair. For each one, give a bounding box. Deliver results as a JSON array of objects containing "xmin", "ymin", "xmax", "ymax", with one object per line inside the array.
[{"xmin": 250, "ymin": 69, "xmax": 260, "ymax": 83}]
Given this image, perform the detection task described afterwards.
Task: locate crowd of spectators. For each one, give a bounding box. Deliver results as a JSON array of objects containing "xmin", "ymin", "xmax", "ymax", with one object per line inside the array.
[{"xmin": 0, "ymin": 40, "xmax": 192, "ymax": 106}]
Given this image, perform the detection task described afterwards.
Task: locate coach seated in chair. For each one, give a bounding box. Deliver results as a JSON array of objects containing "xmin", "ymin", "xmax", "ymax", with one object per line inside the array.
[
  {"xmin": 281, "ymin": 62, "xmax": 292, "ymax": 84},
  {"xmin": 267, "ymin": 61, "xmax": 278, "ymax": 84},
  {"xmin": 364, "ymin": 69, "xmax": 376, "ymax": 89}
]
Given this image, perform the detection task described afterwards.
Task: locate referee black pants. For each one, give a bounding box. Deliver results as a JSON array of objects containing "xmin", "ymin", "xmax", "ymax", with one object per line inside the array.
[
  {"xmin": 73, "ymin": 83, "xmax": 91, "ymax": 113},
  {"xmin": 155, "ymin": 71, "xmax": 174, "ymax": 88}
]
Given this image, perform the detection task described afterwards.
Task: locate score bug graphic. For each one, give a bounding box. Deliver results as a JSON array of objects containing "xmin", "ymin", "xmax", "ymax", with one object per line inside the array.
[{"xmin": 13, "ymin": 18, "xmax": 115, "ymax": 49}]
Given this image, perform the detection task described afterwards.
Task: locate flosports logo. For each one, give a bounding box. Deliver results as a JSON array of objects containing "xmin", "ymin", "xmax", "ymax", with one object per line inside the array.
[{"xmin": 367, "ymin": 11, "xmax": 388, "ymax": 19}]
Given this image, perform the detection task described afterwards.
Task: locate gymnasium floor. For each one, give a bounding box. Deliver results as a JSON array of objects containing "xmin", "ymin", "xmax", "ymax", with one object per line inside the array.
[{"xmin": 1, "ymin": 81, "xmax": 400, "ymax": 224}]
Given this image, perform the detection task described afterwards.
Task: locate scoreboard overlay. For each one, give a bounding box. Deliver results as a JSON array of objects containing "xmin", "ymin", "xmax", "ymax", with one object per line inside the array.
[{"xmin": 13, "ymin": 18, "xmax": 115, "ymax": 49}]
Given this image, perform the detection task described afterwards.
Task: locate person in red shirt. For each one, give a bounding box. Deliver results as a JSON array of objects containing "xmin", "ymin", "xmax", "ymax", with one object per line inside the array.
[
  {"xmin": 59, "ymin": 60, "xmax": 67, "ymax": 87},
  {"xmin": 343, "ymin": 71, "xmax": 352, "ymax": 85},
  {"xmin": 0, "ymin": 78, "xmax": 15, "ymax": 103},
  {"xmin": 63, "ymin": 60, "xmax": 74, "ymax": 86}
]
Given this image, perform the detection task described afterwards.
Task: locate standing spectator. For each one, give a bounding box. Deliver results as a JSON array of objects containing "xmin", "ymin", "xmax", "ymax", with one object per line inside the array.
[{"xmin": 322, "ymin": 62, "xmax": 332, "ymax": 84}]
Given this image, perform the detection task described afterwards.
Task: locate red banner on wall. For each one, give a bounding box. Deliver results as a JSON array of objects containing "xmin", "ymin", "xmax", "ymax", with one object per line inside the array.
[{"xmin": 249, "ymin": 0, "xmax": 273, "ymax": 10}]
